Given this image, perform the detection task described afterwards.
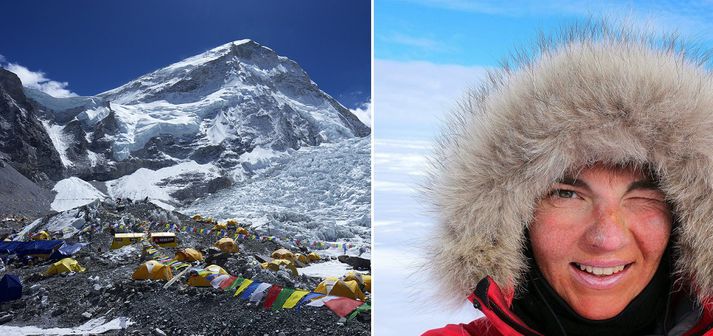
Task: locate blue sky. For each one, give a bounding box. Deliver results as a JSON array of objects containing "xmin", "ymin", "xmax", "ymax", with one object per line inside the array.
[
  {"xmin": 0, "ymin": 0, "xmax": 370, "ymax": 109},
  {"xmin": 377, "ymin": 0, "xmax": 713, "ymax": 67},
  {"xmin": 374, "ymin": 1, "xmax": 713, "ymax": 335}
]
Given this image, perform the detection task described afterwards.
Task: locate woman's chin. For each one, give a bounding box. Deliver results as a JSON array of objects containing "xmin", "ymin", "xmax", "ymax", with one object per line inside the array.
[{"xmin": 567, "ymin": 296, "xmax": 628, "ymax": 320}]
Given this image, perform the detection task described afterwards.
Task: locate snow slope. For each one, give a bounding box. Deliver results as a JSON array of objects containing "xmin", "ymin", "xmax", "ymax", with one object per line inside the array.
[
  {"xmin": 0, "ymin": 317, "xmax": 132, "ymax": 335},
  {"xmin": 51, "ymin": 177, "xmax": 106, "ymax": 211},
  {"xmin": 106, "ymin": 161, "xmax": 221, "ymax": 206}
]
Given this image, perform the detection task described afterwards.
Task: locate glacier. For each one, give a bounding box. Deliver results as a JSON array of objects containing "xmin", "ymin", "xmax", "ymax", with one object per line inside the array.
[{"xmin": 184, "ymin": 136, "xmax": 371, "ymax": 243}]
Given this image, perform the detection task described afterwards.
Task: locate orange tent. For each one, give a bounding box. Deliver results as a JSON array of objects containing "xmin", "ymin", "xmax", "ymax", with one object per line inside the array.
[
  {"xmin": 314, "ymin": 277, "xmax": 365, "ymax": 301},
  {"xmin": 214, "ymin": 238, "xmax": 239, "ymax": 253},
  {"xmin": 307, "ymin": 252, "xmax": 321, "ymax": 262},
  {"xmin": 175, "ymin": 248, "xmax": 204, "ymax": 262},
  {"xmin": 271, "ymin": 248, "xmax": 294, "ymax": 261},
  {"xmin": 132, "ymin": 260, "xmax": 173, "ymax": 281}
]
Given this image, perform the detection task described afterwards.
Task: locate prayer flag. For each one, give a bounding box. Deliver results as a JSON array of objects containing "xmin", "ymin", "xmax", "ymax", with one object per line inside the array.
[
  {"xmin": 249, "ymin": 283, "xmax": 272, "ymax": 302},
  {"xmin": 210, "ymin": 274, "xmax": 231, "ymax": 289},
  {"xmin": 219, "ymin": 277, "xmax": 236, "ymax": 290},
  {"xmin": 272, "ymin": 288, "xmax": 295, "ymax": 310},
  {"xmin": 226, "ymin": 277, "xmax": 244, "ymax": 292},
  {"xmin": 262, "ymin": 285, "xmax": 283, "ymax": 309},
  {"xmin": 296, "ymin": 292, "xmax": 325, "ymax": 312},
  {"xmin": 239, "ymin": 282, "xmax": 261, "ymax": 300},
  {"xmin": 348, "ymin": 303, "xmax": 371, "ymax": 320},
  {"xmin": 307, "ymin": 295, "xmax": 339, "ymax": 307},
  {"xmin": 324, "ymin": 297, "xmax": 364, "ymax": 317},
  {"xmin": 233, "ymin": 279, "xmax": 253, "ymax": 297},
  {"xmin": 282, "ymin": 290, "xmax": 310, "ymax": 309}
]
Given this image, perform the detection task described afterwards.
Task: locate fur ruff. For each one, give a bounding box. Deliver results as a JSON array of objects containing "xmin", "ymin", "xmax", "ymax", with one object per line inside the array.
[{"xmin": 426, "ymin": 22, "xmax": 713, "ymax": 306}]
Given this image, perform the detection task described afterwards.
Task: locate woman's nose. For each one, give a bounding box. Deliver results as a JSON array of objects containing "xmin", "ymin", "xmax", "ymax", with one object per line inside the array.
[{"xmin": 583, "ymin": 203, "xmax": 632, "ymax": 252}]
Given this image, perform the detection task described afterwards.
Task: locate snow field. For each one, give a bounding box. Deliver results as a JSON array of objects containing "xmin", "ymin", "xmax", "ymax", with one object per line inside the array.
[
  {"xmin": 105, "ymin": 161, "xmax": 220, "ymax": 205},
  {"xmin": 51, "ymin": 177, "xmax": 107, "ymax": 212},
  {"xmin": 0, "ymin": 317, "xmax": 133, "ymax": 335}
]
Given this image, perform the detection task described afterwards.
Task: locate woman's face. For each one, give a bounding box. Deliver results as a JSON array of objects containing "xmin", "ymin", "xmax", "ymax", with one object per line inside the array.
[{"xmin": 529, "ymin": 164, "xmax": 672, "ymax": 320}]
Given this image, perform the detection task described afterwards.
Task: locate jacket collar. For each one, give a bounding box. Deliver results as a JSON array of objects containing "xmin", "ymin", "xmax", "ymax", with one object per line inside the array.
[
  {"xmin": 471, "ymin": 276, "xmax": 542, "ymax": 336},
  {"xmin": 470, "ymin": 276, "xmax": 713, "ymax": 336}
]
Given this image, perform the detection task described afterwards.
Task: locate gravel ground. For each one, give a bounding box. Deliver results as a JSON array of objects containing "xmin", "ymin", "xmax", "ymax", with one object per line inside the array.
[{"xmin": 0, "ymin": 201, "xmax": 371, "ymax": 335}]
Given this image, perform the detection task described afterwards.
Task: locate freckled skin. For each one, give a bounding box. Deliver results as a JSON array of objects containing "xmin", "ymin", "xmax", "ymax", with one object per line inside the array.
[{"xmin": 529, "ymin": 164, "xmax": 672, "ymax": 320}]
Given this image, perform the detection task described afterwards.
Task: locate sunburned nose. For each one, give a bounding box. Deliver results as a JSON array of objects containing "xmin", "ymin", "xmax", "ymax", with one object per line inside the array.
[{"xmin": 583, "ymin": 204, "xmax": 632, "ymax": 251}]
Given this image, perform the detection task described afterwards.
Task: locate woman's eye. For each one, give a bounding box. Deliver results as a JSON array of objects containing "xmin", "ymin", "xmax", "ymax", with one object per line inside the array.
[{"xmin": 552, "ymin": 189, "xmax": 577, "ymax": 199}]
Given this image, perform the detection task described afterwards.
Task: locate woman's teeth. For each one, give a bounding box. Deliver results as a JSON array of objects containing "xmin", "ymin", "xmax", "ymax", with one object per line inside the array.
[{"xmin": 575, "ymin": 263, "xmax": 626, "ymax": 276}]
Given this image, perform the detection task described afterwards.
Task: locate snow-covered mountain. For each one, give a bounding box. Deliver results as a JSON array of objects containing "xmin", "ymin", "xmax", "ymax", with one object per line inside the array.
[
  {"xmin": 13, "ymin": 39, "xmax": 370, "ymax": 242},
  {"xmin": 28, "ymin": 40, "xmax": 368, "ymax": 180}
]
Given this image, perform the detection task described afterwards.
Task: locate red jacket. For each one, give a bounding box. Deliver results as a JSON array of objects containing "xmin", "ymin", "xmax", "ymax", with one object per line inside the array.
[{"xmin": 423, "ymin": 277, "xmax": 713, "ymax": 336}]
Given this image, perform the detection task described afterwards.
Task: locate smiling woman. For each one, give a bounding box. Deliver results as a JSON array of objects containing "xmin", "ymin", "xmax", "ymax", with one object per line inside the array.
[
  {"xmin": 423, "ymin": 21, "xmax": 713, "ymax": 336},
  {"xmin": 524, "ymin": 164, "xmax": 673, "ymax": 330}
]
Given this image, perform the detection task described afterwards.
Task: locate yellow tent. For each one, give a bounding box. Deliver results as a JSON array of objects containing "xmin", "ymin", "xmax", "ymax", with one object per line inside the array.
[
  {"xmin": 132, "ymin": 260, "xmax": 173, "ymax": 281},
  {"xmin": 307, "ymin": 252, "xmax": 321, "ymax": 262},
  {"xmin": 295, "ymin": 253, "xmax": 309, "ymax": 264},
  {"xmin": 343, "ymin": 271, "xmax": 364, "ymax": 285},
  {"xmin": 226, "ymin": 219, "xmax": 239, "ymax": 227},
  {"xmin": 32, "ymin": 231, "xmax": 50, "ymax": 240},
  {"xmin": 192, "ymin": 214, "xmax": 203, "ymax": 221},
  {"xmin": 213, "ymin": 223, "xmax": 227, "ymax": 231},
  {"xmin": 236, "ymin": 227, "xmax": 249, "ymax": 235},
  {"xmin": 175, "ymin": 248, "xmax": 204, "ymax": 262},
  {"xmin": 271, "ymin": 248, "xmax": 294, "ymax": 261},
  {"xmin": 187, "ymin": 265, "xmax": 228, "ymax": 287},
  {"xmin": 46, "ymin": 258, "xmax": 86, "ymax": 276},
  {"xmin": 260, "ymin": 259, "xmax": 298, "ymax": 277},
  {"xmin": 362, "ymin": 275, "xmax": 372, "ymax": 292},
  {"xmin": 342, "ymin": 271, "xmax": 372, "ymax": 292},
  {"xmin": 314, "ymin": 277, "xmax": 365, "ymax": 301},
  {"xmin": 214, "ymin": 237, "xmax": 239, "ymax": 253}
]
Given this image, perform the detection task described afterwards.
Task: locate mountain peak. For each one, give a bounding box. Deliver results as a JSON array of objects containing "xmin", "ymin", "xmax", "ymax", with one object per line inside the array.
[
  {"xmin": 174, "ymin": 39, "xmax": 256, "ymax": 67},
  {"xmin": 98, "ymin": 39, "xmax": 296, "ymax": 105}
]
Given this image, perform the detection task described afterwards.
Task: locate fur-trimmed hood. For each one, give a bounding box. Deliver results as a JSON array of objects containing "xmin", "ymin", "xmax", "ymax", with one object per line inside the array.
[{"xmin": 426, "ymin": 22, "xmax": 713, "ymax": 306}]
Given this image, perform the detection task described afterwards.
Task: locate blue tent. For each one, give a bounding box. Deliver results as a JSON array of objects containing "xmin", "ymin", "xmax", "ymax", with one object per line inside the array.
[
  {"xmin": 0, "ymin": 240, "xmax": 86, "ymax": 261},
  {"xmin": 0, "ymin": 274, "xmax": 22, "ymax": 302},
  {"xmin": 49, "ymin": 242, "xmax": 88, "ymax": 260},
  {"xmin": 0, "ymin": 241, "xmax": 23, "ymax": 254},
  {"xmin": 14, "ymin": 240, "xmax": 63, "ymax": 257}
]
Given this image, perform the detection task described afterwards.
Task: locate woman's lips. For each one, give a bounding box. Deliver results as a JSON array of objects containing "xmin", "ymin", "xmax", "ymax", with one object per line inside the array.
[{"xmin": 569, "ymin": 262, "xmax": 632, "ymax": 289}]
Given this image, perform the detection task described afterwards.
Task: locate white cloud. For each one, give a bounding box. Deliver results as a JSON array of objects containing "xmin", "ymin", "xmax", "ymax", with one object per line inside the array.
[
  {"xmin": 350, "ymin": 100, "xmax": 372, "ymax": 127},
  {"xmin": 379, "ymin": 32, "xmax": 447, "ymax": 52},
  {"xmin": 375, "ymin": 59, "xmax": 488, "ymax": 138},
  {"xmin": 0, "ymin": 54, "xmax": 6, "ymax": 64},
  {"xmin": 3, "ymin": 63, "xmax": 77, "ymax": 98},
  {"xmin": 401, "ymin": 0, "xmax": 713, "ymax": 41}
]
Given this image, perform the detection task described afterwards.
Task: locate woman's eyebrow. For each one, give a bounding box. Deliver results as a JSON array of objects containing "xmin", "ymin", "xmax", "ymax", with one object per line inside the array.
[
  {"xmin": 627, "ymin": 180, "xmax": 660, "ymax": 192},
  {"xmin": 556, "ymin": 177, "xmax": 588, "ymax": 188}
]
